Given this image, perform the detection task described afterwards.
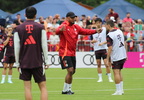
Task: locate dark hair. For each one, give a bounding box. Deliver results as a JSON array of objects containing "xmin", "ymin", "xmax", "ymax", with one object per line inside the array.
[
  {"xmin": 81, "ymin": 14, "xmax": 86, "ymax": 17},
  {"xmin": 25, "ymin": 7, "xmax": 37, "ymax": 19},
  {"xmin": 109, "ymin": 8, "xmax": 113, "ymax": 11},
  {"xmin": 95, "ymin": 18, "xmax": 102, "ymax": 23},
  {"xmin": 17, "ymin": 14, "xmax": 20, "ymax": 15},
  {"xmin": 127, "ymin": 12, "xmax": 130, "ymax": 14},
  {"xmin": 106, "ymin": 20, "xmax": 114, "ymax": 27}
]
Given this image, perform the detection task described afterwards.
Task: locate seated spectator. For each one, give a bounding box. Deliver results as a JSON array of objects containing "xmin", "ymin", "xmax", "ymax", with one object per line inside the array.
[
  {"xmin": 52, "ymin": 18, "xmax": 59, "ymax": 29},
  {"xmin": 78, "ymin": 35, "xmax": 85, "ymax": 52},
  {"xmin": 75, "ymin": 16, "xmax": 83, "ymax": 27},
  {"xmin": 46, "ymin": 25, "xmax": 53, "ymax": 40},
  {"xmin": 49, "ymin": 28, "xmax": 60, "ymax": 45}
]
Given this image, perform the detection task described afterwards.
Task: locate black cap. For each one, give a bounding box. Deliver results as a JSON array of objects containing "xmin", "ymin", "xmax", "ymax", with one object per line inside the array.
[{"xmin": 66, "ymin": 12, "xmax": 77, "ymax": 18}]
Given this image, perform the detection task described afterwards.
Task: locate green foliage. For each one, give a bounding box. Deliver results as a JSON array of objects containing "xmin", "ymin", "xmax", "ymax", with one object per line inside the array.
[
  {"xmin": 126, "ymin": 0, "xmax": 144, "ymax": 9},
  {"xmin": 0, "ymin": 0, "xmax": 43, "ymax": 13}
]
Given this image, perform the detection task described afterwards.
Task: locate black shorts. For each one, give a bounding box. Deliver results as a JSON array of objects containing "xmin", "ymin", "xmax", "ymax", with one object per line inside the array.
[
  {"xmin": 112, "ymin": 59, "xmax": 126, "ymax": 69},
  {"xmin": 95, "ymin": 49, "xmax": 107, "ymax": 60},
  {"xmin": 19, "ymin": 67, "xmax": 46, "ymax": 83},
  {"xmin": 3, "ymin": 56, "xmax": 15, "ymax": 64},
  {"xmin": 60, "ymin": 56, "xmax": 76, "ymax": 69}
]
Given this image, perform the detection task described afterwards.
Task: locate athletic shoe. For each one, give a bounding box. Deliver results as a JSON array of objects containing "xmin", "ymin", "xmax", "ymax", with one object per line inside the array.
[
  {"xmin": 62, "ymin": 91, "xmax": 74, "ymax": 94},
  {"xmin": 97, "ymin": 79, "xmax": 103, "ymax": 82},
  {"xmin": 7, "ymin": 80, "xmax": 13, "ymax": 84},
  {"xmin": 67, "ymin": 90, "xmax": 74, "ymax": 95},
  {"xmin": 1, "ymin": 80, "xmax": 5, "ymax": 84},
  {"xmin": 111, "ymin": 91, "xmax": 122, "ymax": 95},
  {"xmin": 121, "ymin": 91, "xmax": 124, "ymax": 95},
  {"xmin": 109, "ymin": 79, "xmax": 114, "ymax": 82}
]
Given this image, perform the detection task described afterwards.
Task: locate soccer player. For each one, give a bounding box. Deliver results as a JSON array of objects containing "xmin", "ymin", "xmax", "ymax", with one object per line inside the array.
[
  {"xmin": 56, "ymin": 12, "xmax": 102, "ymax": 95},
  {"xmin": 14, "ymin": 7, "xmax": 49, "ymax": 100},
  {"xmin": 1, "ymin": 25, "xmax": 15, "ymax": 84},
  {"xmin": 91, "ymin": 18, "xmax": 113, "ymax": 82},
  {"xmin": 105, "ymin": 20, "xmax": 127, "ymax": 95}
]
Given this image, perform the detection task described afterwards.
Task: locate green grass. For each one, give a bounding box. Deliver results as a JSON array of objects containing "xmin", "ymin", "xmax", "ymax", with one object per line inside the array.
[{"xmin": 0, "ymin": 68, "xmax": 144, "ymax": 100}]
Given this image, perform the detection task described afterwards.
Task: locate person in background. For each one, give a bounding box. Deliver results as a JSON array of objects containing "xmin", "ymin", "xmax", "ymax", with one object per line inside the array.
[
  {"xmin": 82, "ymin": 20, "xmax": 87, "ymax": 29},
  {"xmin": 86, "ymin": 16, "xmax": 92, "ymax": 26},
  {"xmin": 52, "ymin": 18, "xmax": 59, "ymax": 29},
  {"xmin": 60, "ymin": 17, "xmax": 66, "ymax": 25},
  {"xmin": 47, "ymin": 25, "xmax": 53, "ymax": 40},
  {"xmin": 38, "ymin": 16, "xmax": 44, "ymax": 25},
  {"xmin": 75, "ymin": 16, "xmax": 83, "ymax": 27},
  {"xmin": 0, "ymin": 39, "xmax": 4, "ymax": 62},
  {"xmin": 81, "ymin": 14, "xmax": 86, "ymax": 21},
  {"xmin": 92, "ymin": 14, "xmax": 97, "ymax": 20},
  {"xmin": 110, "ymin": 16, "xmax": 119, "ymax": 29},
  {"xmin": 54, "ymin": 14, "xmax": 61, "ymax": 25},
  {"xmin": 77, "ymin": 35, "xmax": 85, "ymax": 52},
  {"xmin": 137, "ymin": 36, "xmax": 144, "ymax": 52},
  {"xmin": 49, "ymin": 28, "xmax": 60, "ymax": 45},
  {"xmin": 102, "ymin": 15, "xmax": 109, "ymax": 25},
  {"xmin": 1, "ymin": 25, "xmax": 15, "ymax": 84},
  {"xmin": 13, "ymin": 14, "xmax": 24, "ymax": 26},
  {"xmin": 123, "ymin": 12, "xmax": 133, "ymax": 26},
  {"xmin": 48, "ymin": 15, "xmax": 53, "ymax": 25},
  {"xmin": 108, "ymin": 8, "xmax": 119, "ymax": 25}
]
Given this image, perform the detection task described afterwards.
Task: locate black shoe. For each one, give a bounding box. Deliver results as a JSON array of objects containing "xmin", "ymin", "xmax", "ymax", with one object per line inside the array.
[
  {"xmin": 67, "ymin": 90, "xmax": 74, "ymax": 95},
  {"xmin": 62, "ymin": 91, "xmax": 74, "ymax": 94}
]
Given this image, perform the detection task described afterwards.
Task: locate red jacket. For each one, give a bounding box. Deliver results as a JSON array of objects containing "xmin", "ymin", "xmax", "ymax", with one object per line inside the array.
[{"xmin": 56, "ymin": 20, "xmax": 96, "ymax": 57}]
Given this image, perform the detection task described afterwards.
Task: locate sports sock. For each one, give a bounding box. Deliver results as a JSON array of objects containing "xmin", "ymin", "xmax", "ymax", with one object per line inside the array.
[
  {"xmin": 67, "ymin": 83, "xmax": 72, "ymax": 91},
  {"xmin": 107, "ymin": 73, "xmax": 112, "ymax": 79},
  {"xmin": 62, "ymin": 82, "xmax": 67, "ymax": 92},
  {"xmin": 120, "ymin": 81, "xmax": 123, "ymax": 92},
  {"xmin": 115, "ymin": 83, "xmax": 121, "ymax": 93},
  {"xmin": 98, "ymin": 73, "xmax": 102, "ymax": 80},
  {"xmin": 2, "ymin": 75, "xmax": 6, "ymax": 81},
  {"xmin": 8, "ymin": 75, "xmax": 12, "ymax": 81}
]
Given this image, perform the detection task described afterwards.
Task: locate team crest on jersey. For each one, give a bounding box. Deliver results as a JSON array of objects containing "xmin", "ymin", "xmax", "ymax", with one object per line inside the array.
[{"xmin": 74, "ymin": 28, "xmax": 77, "ymax": 34}]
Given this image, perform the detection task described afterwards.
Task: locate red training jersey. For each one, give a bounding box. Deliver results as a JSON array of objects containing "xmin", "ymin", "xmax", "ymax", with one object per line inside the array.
[{"xmin": 56, "ymin": 20, "xmax": 96, "ymax": 57}]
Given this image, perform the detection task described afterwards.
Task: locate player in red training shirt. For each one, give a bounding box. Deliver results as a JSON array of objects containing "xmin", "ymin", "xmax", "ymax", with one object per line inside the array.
[
  {"xmin": 1, "ymin": 25, "xmax": 15, "ymax": 84},
  {"xmin": 56, "ymin": 12, "xmax": 102, "ymax": 95},
  {"xmin": 14, "ymin": 7, "xmax": 49, "ymax": 100}
]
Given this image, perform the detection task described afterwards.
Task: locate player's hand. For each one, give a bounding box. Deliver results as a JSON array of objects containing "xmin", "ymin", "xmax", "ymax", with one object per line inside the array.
[
  {"xmin": 59, "ymin": 25, "xmax": 65, "ymax": 32},
  {"xmin": 44, "ymin": 65, "xmax": 49, "ymax": 69},
  {"xmin": 99, "ymin": 43, "xmax": 103, "ymax": 46},
  {"xmin": 17, "ymin": 67, "xmax": 20, "ymax": 72},
  {"xmin": 96, "ymin": 28, "xmax": 103, "ymax": 33}
]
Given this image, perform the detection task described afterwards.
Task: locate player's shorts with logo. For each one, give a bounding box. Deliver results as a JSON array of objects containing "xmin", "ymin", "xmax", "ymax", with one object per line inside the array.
[
  {"xmin": 3, "ymin": 56, "xmax": 15, "ymax": 63},
  {"xmin": 19, "ymin": 67, "xmax": 46, "ymax": 83},
  {"xmin": 112, "ymin": 59, "xmax": 126, "ymax": 69},
  {"xmin": 60, "ymin": 56, "xmax": 76, "ymax": 69},
  {"xmin": 95, "ymin": 49, "xmax": 107, "ymax": 59}
]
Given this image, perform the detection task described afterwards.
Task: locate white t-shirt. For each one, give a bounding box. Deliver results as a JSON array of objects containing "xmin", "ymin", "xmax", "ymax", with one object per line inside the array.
[
  {"xmin": 107, "ymin": 29, "xmax": 126, "ymax": 62},
  {"xmin": 92, "ymin": 27, "xmax": 107, "ymax": 51},
  {"xmin": 49, "ymin": 35, "xmax": 60, "ymax": 45},
  {"xmin": 75, "ymin": 21, "xmax": 83, "ymax": 27},
  {"xmin": 52, "ymin": 24, "xmax": 59, "ymax": 28}
]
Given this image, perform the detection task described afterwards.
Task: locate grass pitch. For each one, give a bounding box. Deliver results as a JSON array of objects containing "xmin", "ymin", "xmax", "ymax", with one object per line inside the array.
[{"xmin": 0, "ymin": 68, "xmax": 144, "ymax": 100}]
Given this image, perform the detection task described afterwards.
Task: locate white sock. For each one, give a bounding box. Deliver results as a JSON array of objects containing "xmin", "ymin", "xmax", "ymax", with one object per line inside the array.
[
  {"xmin": 120, "ymin": 81, "xmax": 123, "ymax": 92},
  {"xmin": 98, "ymin": 73, "xmax": 102, "ymax": 80},
  {"xmin": 2, "ymin": 75, "xmax": 6, "ymax": 81},
  {"xmin": 107, "ymin": 73, "xmax": 112, "ymax": 79},
  {"xmin": 8, "ymin": 75, "xmax": 12, "ymax": 81},
  {"xmin": 115, "ymin": 83, "xmax": 121, "ymax": 93},
  {"xmin": 67, "ymin": 83, "xmax": 72, "ymax": 91},
  {"xmin": 63, "ymin": 82, "xmax": 67, "ymax": 92}
]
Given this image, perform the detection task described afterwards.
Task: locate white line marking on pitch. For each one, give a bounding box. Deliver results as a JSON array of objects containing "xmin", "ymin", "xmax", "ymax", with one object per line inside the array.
[{"xmin": 0, "ymin": 88, "xmax": 144, "ymax": 94}]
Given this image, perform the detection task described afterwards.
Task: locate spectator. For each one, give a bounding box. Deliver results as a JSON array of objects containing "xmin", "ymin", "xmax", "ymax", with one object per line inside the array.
[
  {"xmin": 81, "ymin": 14, "xmax": 86, "ymax": 21},
  {"xmin": 38, "ymin": 16, "xmax": 44, "ymax": 25},
  {"xmin": 78, "ymin": 35, "xmax": 85, "ymax": 52},
  {"xmin": 48, "ymin": 15, "xmax": 53, "ymax": 25},
  {"xmin": 0, "ymin": 39, "xmax": 4, "ymax": 61},
  {"xmin": 54, "ymin": 14, "xmax": 61, "ymax": 25},
  {"xmin": 92, "ymin": 14, "xmax": 97, "ymax": 20},
  {"xmin": 108, "ymin": 8, "xmax": 119, "ymax": 25},
  {"xmin": 13, "ymin": 14, "xmax": 24, "ymax": 25},
  {"xmin": 46, "ymin": 25, "xmax": 53, "ymax": 40},
  {"xmin": 123, "ymin": 12, "xmax": 133, "ymax": 26},
  {"xmin": 102, "ymin": 15, "xmax": 109, "ymax": 25},
  {"xmin": 75, "ymin": 16, "xmax": 83, "ymax": 27},
  {"xmin": 91, "ymin": 19, "xmax": 96, "ymax": 29},
  {"xmin": 52, "ymin": 18, "xmax": 59, "ymax": 29},
  {"xmin": 138, "ymin": 19, "xmax": 143, "ymax": 24},
  {"xmin": 86, "ymin": 16, "xmax": 92, "ymax": 25},
  {"xmin": 110, "ymin": 16, "xmax": 119, "ymax": 29},
  {"xmin": 137, "ymin": 36, "xmax": 144, "ymax": 52},
  {"xmin": 60, "ymin": 17, "xmax": 66, "ymax": 25},
  {"xmin": 82, "ymin": 20, "xmax": 87, "ymax": 29},
  {"xmin": 49, "ymin": 28, "xmax": 60, "ymax": 45}
]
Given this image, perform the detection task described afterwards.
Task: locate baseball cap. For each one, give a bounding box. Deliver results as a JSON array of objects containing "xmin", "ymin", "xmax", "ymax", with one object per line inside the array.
[
  {"xmin": 131, "ymin": 33, "xmax": 135, "ymax": 37},
  {"xmin": 110, "ymin": 16, "xmax": 116, "ymax": 22},
  {"xmin": 66, "ymin": 12, "xmax": 77, "ymax": 18},
  {"xmin": 6, "ymin": 25, "xmax": 13, "ymax": 28}
]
